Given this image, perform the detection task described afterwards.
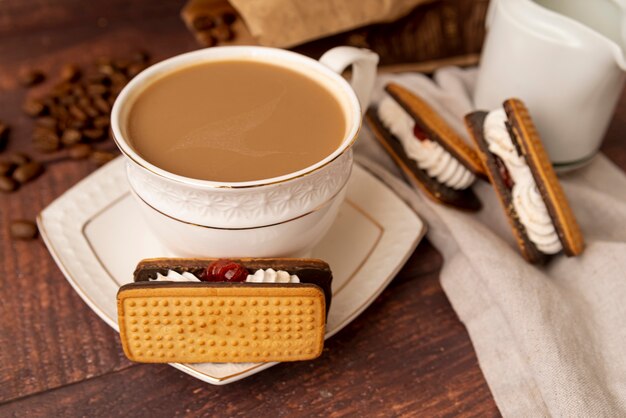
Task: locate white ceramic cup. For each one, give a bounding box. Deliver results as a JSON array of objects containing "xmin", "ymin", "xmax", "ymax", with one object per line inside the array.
[
  {"xmin": 474, "ymin": 0, "xmax": 626, "ymax": 169},
  {"xmin": 111, "ymin": 46, "xmax": 379, "ymax": 257}
]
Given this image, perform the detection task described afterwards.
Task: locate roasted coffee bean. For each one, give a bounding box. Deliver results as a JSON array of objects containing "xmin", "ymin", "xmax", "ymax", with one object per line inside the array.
[
  {"xmin": 61, "ymin": 129, "xmax": 82, "ymax": 146},
  {"xmin": 68, "ymin": 119, "xmax": 87, "ymax": 129},
  {"xmin": 0, "ymin": 175, "xmax": 18, "ymax": 192},
  {"xmin": 0, "ymin": 162, "xmax": 15, "ymax": 176},
  {"xmin": 212, "ymin": 24, "xmax": 234, "ymax": 42},
  {"xmin": 50, "ymin": 105, "xmax": 69, "ymax": 120},
  {"xmin": 52, "ymin": 81, "xmax": 73, "ymax": 96},
  {"xmin": 86, "ymin": 73, "xmax": 111, "ymax": 86},
  {"xmin": 93, "ymin": 116, "xmax": 110, "ymax": 129},
  {"xmin": 7, "ymin": 152, "xmax": 30, "ymax": 165},
  {"xmin": 12, "ymin": 161, "xmax": 44, "ymax": 183},
  {"xmin": 68, "ymin": 105, "xmax": 87, "ymax": 121},
  {"xmin": 109, "ymin": 72, "xmax": 127, "ymax": 87},
  {"xmin": 33, "ymin": 128, "xmax": 60, "ymax": 153},
  {"xmin": 60, "ymin": 64, "xmax": 81, "ymax": 82},
  {"xmin": 131, "ymin": 50, "xmax": 150, "ymax": 63},
  {"xmin": 98, "ymin": 63, "xmax": 117, "ymax": 76},
  {"xmin": 83, "ymin": 128, "xmax": 105, "ymax": 141},
  {"xmin": 68, "ymin": 143, "xmax": 92, "ymax": 160},
  {"xmin": 18, "ymin": 68, "xmax": 46, "ymax": 87},
  {"xmin": 83, "ymin": 105, "xmax": 99, "ymax": 119},
  {"xmin": 77, "ymin": 96, "xmax": 91, "ymax": 108},
  {"xmin": 192, "ymin": 14, "xmax": 215, "ymax": 30},
  {"xmin": 59, "ymin": 94, "xmax": 77, "ymax": 106},
  {"xmin": 90, "ymin": 150, "xmax": 115, "ymax": 166},
  {"xmin": 9, "ymin": 220, "xmax": 38, "ymax": 240},
  {"xmin": 218, "ymin": 11, "xmax": 237, "ymax": 25},
  {"xmin": 87, "ymin": 84, "xmax": 108, "ymax": 96},
  {"xmin": 93, "ymin": 97, "xmax": 111, "ymax": 114},
  {"xmin": 197, "ymin": 31, "xmax": 217, "ymax": 47},
  {"xmin": 71, "ymin": 84, "xmax": 86, "ymax": 97},
  {"xmin": 22, "ymin": 98, "xmax": 47, "ymax": 117},
  {"xmin": 0, "ymin": 122, "xmax": 10, "ymax": 151},
  {"xmin": 113, "ymin": 59, "xmax": 130, "ymax": 71},
  {"xmin": 126, "ymin": 63, "xmax": 146, "ymax": 78},
  {"xmin": 35, "ymin": 116, "xmax": 58, "ymax": 130}
]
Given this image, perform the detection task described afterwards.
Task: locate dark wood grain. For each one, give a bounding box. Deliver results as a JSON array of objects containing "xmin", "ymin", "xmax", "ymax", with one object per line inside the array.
[
  {"xmin": 0, "ymin": 0, "xmax": 624, "ymax": 417},
  {"xmin": 0, "ymin": 0, "xmax": 197, "ymax": 403},
  {"xmin": 0, "ymin": 242, "xmax": 498, "ymax": 418}
]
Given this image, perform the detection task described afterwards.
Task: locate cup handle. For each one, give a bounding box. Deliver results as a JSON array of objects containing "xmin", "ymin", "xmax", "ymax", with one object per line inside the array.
[{"xmin": 319, "ymin": 47, "xmax": 379, "ymax": 115}]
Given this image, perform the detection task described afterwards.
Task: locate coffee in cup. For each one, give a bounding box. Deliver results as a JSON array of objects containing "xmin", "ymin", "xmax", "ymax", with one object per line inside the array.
[{"xmin": 127, "ymin": 60, "xmax": 347, "ymax": 182}]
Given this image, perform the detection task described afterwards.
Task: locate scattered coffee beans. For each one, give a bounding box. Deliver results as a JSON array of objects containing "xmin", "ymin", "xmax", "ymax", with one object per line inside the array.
[
  {"xmin": 0, "ymin": 175, "xmax": 18, "ymax": 192},
  {"xmin": 0, "ymin": 161, "xmax": 15, "ymax": 177},
  {"xmin": 184, "ymin": 7, "xmax": 239, "ymax": 48},
  {"xmin": 7, "ymin": 152, "xmax": 30, "ymax": 165},
  {"xmin": 33, "ymin": 128, "xmax": 61, "ymax": 153},
  {"xmin": 9, "ymin": 220, "xmax": 38, "ymax": 240},
  {"xmin": 22, "ymin": 98, "xmax": 46, "ymax": 117},
  {"xmin": 61, "ymin": 129, "xmax": 82, "ymax": 146},
  {"xmin": 12, "ymin": 161, "xmax": 44, "ymax": 184},
  {"xmin": 18, "ymin": 68, "xmax": 46, "ymax": 87},
  {"xmin": 60, "ymin": 64, "xmax": 81, "ymax": 83},
  {"xmin": 68, "ymin": 143, "xmax": 92, "ymax": 160},
  {"xmin": 212, "ymin": 24, "xmax": 234, "ymax": 42},
  {"xmin": 20, "ymin": 51, "xmax": 149, "ymax": 158}
]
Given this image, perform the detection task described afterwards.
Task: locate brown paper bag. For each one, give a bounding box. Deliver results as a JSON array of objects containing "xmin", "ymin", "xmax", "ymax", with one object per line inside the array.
[{"xmin": 229, "ymin": 0, "xmax": 435, "ymax": 48}]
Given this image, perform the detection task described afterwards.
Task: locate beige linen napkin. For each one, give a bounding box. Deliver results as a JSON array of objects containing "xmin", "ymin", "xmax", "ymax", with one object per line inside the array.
[{"xmin": 356, "ymin": 67, "xmax": 626, "ymax": 417}]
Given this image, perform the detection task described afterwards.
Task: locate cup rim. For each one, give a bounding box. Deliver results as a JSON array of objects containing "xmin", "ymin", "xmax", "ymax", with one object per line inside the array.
[{"xmin": 111, "ymin": 46, "xmax": 362, "ymax": 189}]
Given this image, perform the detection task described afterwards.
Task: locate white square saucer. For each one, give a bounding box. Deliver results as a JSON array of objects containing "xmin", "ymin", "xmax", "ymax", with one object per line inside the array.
[{"xmin": 38, "ymin": 158, "xmax": 425, "ymax": 385}]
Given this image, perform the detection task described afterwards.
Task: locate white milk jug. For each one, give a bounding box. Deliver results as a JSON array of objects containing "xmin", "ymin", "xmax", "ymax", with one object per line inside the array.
[{"xmin": 474, "ymin": 0, "xmax": 626, "ymax": 168}]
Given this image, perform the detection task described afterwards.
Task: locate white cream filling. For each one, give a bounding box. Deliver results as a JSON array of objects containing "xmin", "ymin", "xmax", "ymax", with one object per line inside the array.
[
  {"xmin": 155, "ymin": 270, "xmax": 201, "ymax": 282},
  {"xmin": 154, "ymin": 269, "xmax": 300, "ymax": 283},
  {"xmin": 483, "ymin": 109, "xmax": 562, "ymax": 254},
  {"xmin": 378, "ymin": 97, "xmax": 475, "ymax": 190},
  {"xmin": 245, "ymin": 268, "xmax": 300, "ymax": 283}
]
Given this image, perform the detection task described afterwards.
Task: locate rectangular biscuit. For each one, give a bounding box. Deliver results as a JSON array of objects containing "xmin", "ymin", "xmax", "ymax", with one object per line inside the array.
[{"xmin": 118, "ymin": 283, "xmax": 326, "ymax": 364}]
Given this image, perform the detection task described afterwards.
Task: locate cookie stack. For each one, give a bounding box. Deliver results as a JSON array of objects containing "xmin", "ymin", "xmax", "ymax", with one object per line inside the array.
[{"xmin": 366, "ymin": 83, "xmax": 584, "ymax": 263}]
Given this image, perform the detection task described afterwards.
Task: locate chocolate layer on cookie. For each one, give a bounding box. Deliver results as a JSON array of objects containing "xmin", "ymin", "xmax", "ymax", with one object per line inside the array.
[
  {"xmin": 366, "ymin": 107, "xmax": 482, "ymax": 211},
  {"xmin": 133, "ymin": 258, "xmax": 333, "ymax": 314},
  {"xmin": 465, "ymin": 99, "xmax": 584, "ymax": 263}
]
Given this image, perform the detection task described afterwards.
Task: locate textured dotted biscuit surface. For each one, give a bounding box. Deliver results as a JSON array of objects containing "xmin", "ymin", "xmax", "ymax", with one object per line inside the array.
[{"xmin": 117, "ymin": 285, "xmax": 326, "ymax": 363}]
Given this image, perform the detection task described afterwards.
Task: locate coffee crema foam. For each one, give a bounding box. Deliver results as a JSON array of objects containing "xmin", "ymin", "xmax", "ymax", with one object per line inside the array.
[{"xmin": 127, "ymin": 60, "xmax": 347, "ymax": 182}]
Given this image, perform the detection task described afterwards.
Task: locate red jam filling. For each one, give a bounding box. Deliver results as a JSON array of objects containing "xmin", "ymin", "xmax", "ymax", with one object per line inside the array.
[
  {"xmin": 494, "ymin": 155, "xmax": 514, "ymax": 189},
  {"xmin": 201, "ymin": 259, "xmax": 248, "ymax": 282},
  {"xmin": 413, "ymin": 123, "xmax": 429, "ymax": 142}
]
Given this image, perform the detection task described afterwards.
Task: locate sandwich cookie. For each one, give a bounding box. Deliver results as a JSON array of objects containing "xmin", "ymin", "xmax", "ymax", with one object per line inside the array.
[
  {"xmin": 365, "ymin": 82, "xmax": 487, "ymax": 211},
  {"xmin": 118, "ymin": 258, "xmax": 332, "ymax": 364},
  {"xmin": 465, "ymin": 99, "xmax": 584, "ymax": 263}
]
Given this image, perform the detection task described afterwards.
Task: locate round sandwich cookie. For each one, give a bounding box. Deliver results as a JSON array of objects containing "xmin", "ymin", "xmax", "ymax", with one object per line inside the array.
[
  {"xmin": 464, "ymin": 98, "xmax": 584, "ymax": 264},
  {"xmin": 365, "ymin": 82, "xmax": 487, "ymax": 211}
]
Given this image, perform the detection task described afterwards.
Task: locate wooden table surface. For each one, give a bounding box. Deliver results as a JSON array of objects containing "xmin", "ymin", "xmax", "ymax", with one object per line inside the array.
[{"xmin": 1, "ymin": 1, "xmax": 624, "ymax": 417}]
